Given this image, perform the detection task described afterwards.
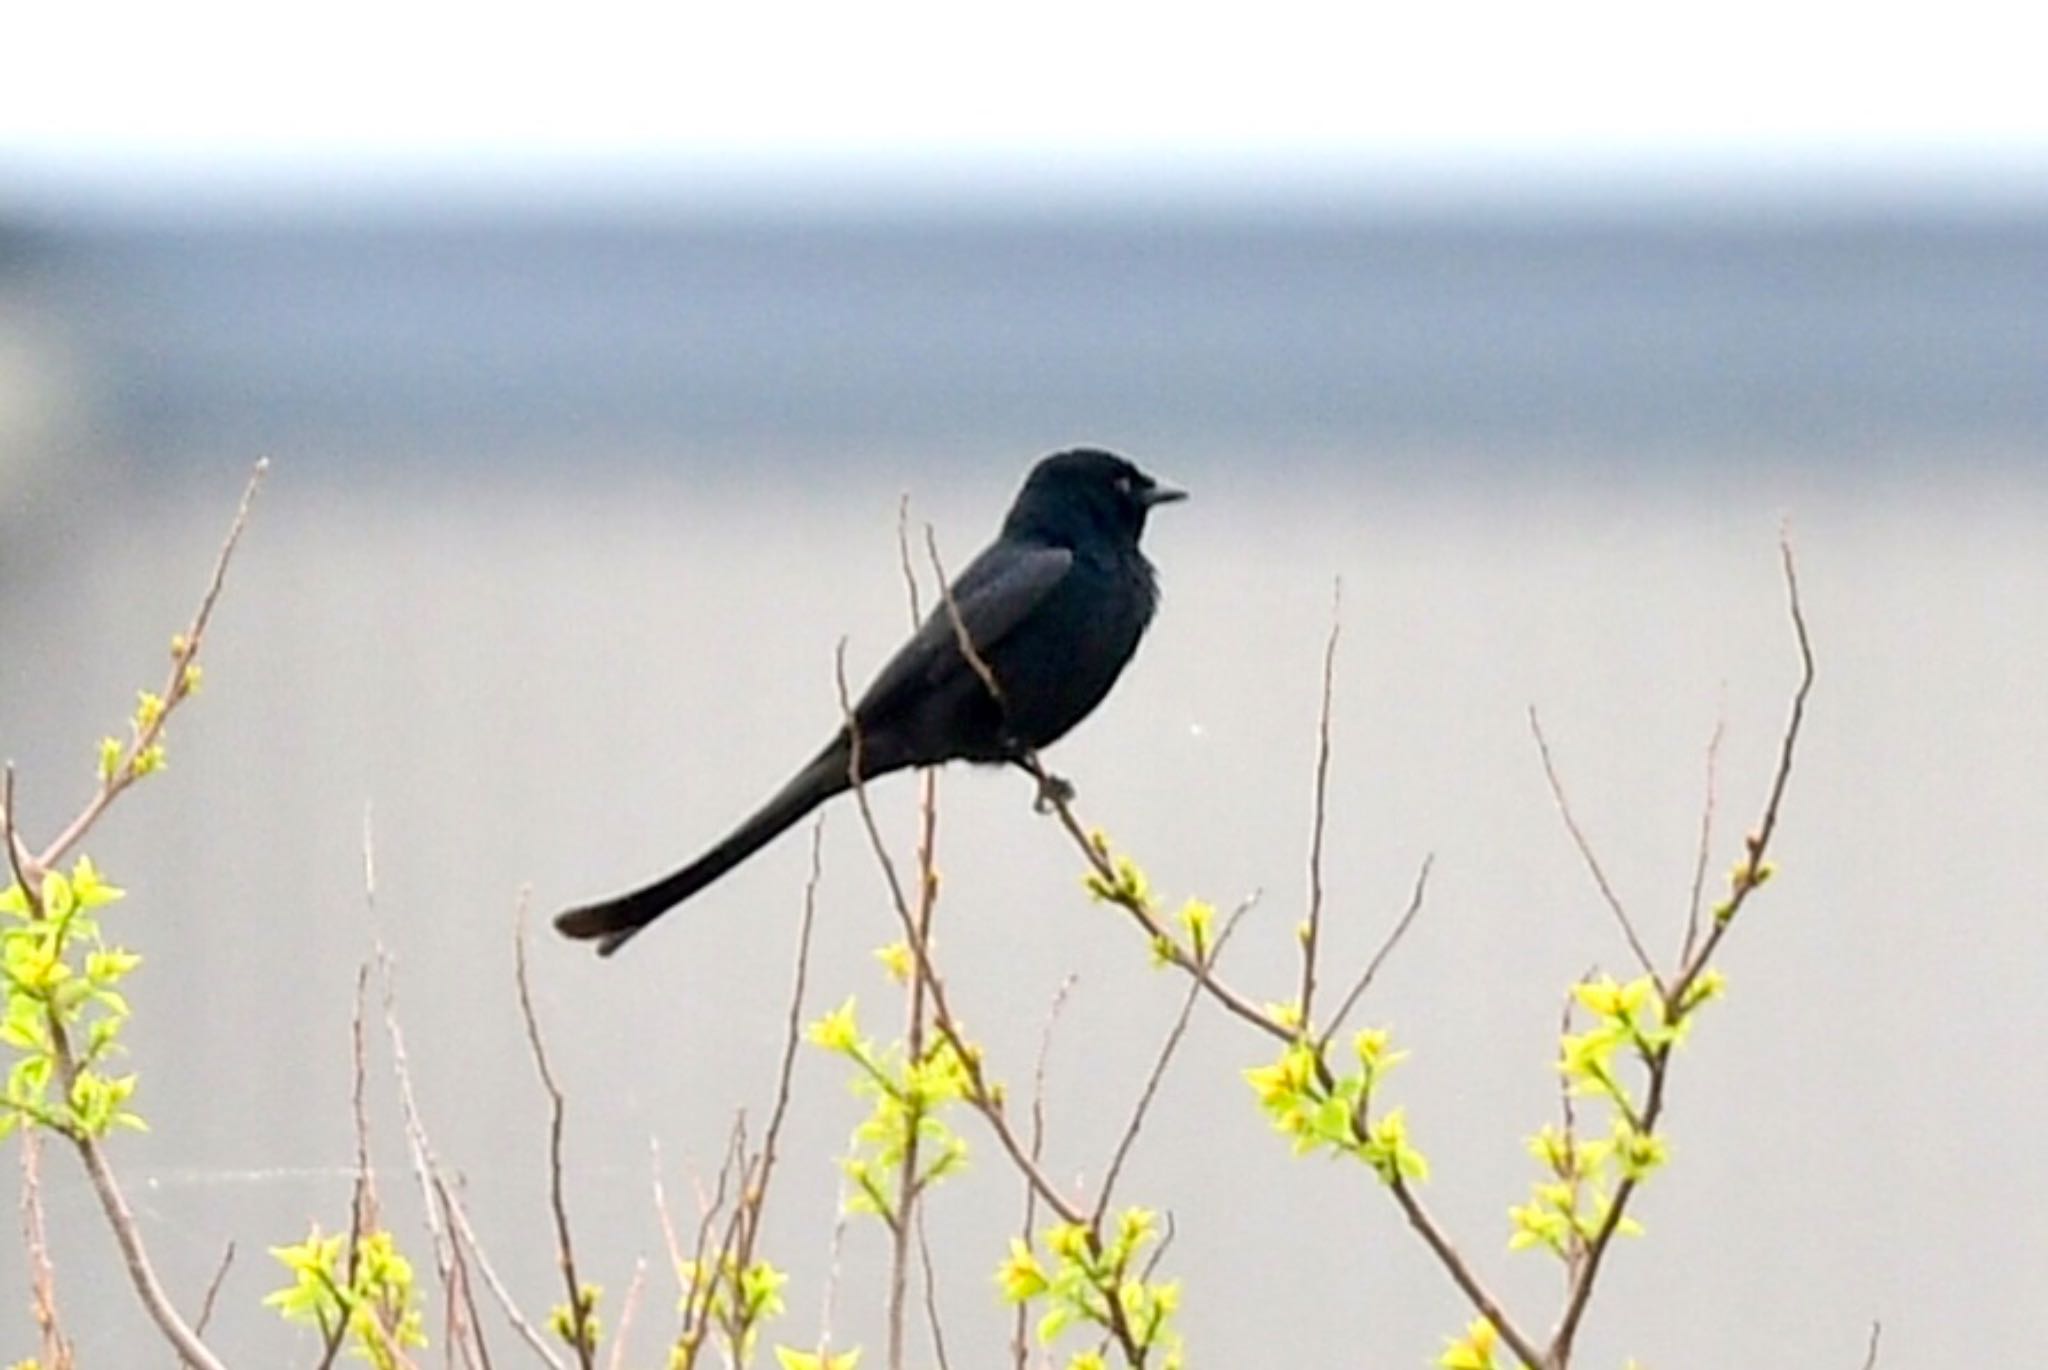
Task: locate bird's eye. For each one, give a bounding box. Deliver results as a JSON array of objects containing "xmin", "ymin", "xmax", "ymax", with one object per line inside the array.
[{"xmin": 1115, "ymin": 474, "xmax": 1135, "ymax": 496}]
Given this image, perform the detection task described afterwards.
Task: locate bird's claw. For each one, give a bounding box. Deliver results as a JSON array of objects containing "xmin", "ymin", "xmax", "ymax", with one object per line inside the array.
[{"xmin": 1033, "ymin": 770, "xmax": 1076, "ymax": 813}]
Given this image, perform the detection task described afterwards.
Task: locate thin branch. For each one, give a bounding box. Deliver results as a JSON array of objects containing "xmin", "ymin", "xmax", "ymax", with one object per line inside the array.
[
  {"xmin": 1298, "ymin": 577, "xmax": 1341, "ymax": 1029},
  {"xmin": 2, "ymin": 768, "xmax": 227, "ymax": 1370},
  {"xmin": 378, "ymin": 949, "xmax": 514, "ymax": 1370},
  {"xmin": 889, "ymin": 770, "xmax": 940, "ymax": 1370},
  {"xmin": 1094, "ymin": 897, "xmax": 1254, "ymax": 1226},
  {"xmin": 835, "ymin": 645, "xmax": 1085, "ymax": 1229},
  {"xmin": 67, "ymin": 1100, "xmax": 230, "ymax": 1369},
  {"xmin": 1015, "ymin": 973, "xmax": 1076, "ymax": 1369},
  {"xmin": 315, "ymin": 961, "xmax": 381, "ymax": 1370},
  {"xmin": 514, "ymin": 893, "xmax": 596, "ymax": 1370},
  {"xmin": 366, "ymin": 808, "xmax": 489, "ymax": 1370},
  {"xmin": 1032, "ymin": 772, "xmax": 1296, "ymax": 1047},
  {"xmin": 1529, "ymin": 708, "xmax": 1660, "ymax": 985},
  {"xmin": 1859, "ymin": 1320, "xmax": 1883, "ymax": 1370},
  {"xmin": 20, "ymin": 1130, "xmax": 74, "ymax": 1370},
  {"xmin": 36, "ymin": 458, "xmax": 268, "ymax": 877},
  {"xmin": 914, "ymin": 1209, "xmax": 956, "ymax": 1370},
  {"xmin": 192, "ymin": 1240, "xmax": 236, "ymax": 1342},
  {"xmin": 1315, "ymin": 855, "xmax": 1434, "ymax": 1056},
  {"xmin": 1665, "ymin": 534, "xmax": 1815, "ymax": 1011},
  {"xmin": 432, "ymin": 1174, "xmax": 487, "ymax": 1370},
  {"xmin": 605, "ymin": 1258, "xmax": 647, "ymax": 1370},
  {"xmin": 922, "ymin": 527, "xmax": 1007, "ymax": 710},
  {"xmin": 743, "ymin": 816, "xmax": 826, "ymax": 1236},
  {"xmin": 896, "ymin": 494, "xmax": 925, "ymax": 627},
  {"xmin": 1680, "ymin": 713, "xmax": 1726, "ymax": 967},
  {"xmin": 1547, "ymin": 536, "xmax": 1816, "ymax": 1365},
  {"xmin": 1387, "ymin": 1177, "xmax": 1549, "ymax": 1368}
]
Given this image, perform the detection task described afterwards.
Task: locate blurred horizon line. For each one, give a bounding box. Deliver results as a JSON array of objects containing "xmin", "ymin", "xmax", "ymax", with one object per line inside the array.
[{"xmin": 9, "ymin": 146, "xmax": 2048, "ymax": 226}]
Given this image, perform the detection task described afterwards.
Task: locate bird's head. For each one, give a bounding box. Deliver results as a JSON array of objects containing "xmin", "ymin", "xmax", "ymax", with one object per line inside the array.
[{"xmin": 1003, "ymin": 448, "xmax": 1186, "ymax": 548}]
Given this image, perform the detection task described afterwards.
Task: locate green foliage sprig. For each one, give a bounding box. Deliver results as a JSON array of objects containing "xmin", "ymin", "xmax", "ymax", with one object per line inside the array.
[
  {"xmin": 998, "ymin": 1207, "xmax": 1185, "ymax": 1370},
  {"xmin": 1, "ymin": 856, "xmax": 144, "ymax": 1141},
  {"xmin": 265, "ymin": 1226, "xmax": 428, "ymax": 1368},
  {"xmin": 808, "ymin": 992, "xmax": 972, "ymax": 1226}
]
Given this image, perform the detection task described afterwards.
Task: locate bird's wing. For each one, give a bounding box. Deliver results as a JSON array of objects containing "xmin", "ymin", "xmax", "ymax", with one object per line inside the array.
[{"xmin": 855, "ymin": 541, "xmax": 1074, "ymax": 715}]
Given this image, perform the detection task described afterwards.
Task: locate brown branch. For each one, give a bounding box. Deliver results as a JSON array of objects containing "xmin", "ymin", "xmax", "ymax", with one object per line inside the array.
[
  {"xmin": 914, "ymin": 1210, "xmax": 955, "ymax": 1370},
  {"xmin": 1529, "ymin": 708, "xmax": 1660, "ymax": 985},
  {"xmin": 19, "ymin": 1130, "xmax": 74, "ymax": 1370},
  {"xmin": 378, "ymin": 948, "xmax": 519, "ymax": 1370},
  {"xmin": 836, "ymin": 644, "xmax": 1086, "ymax": 1228},
  {"xmin": 435, "ymin": 1171, "xmax": 490, "ymax": 1370},
  {"xmin": 1093, "ymin": 897, "xmax": 1254, "ymax": 1227},
  {"xmin": 897, "ymin": 494, "xmax": 926, "ymax": 626},
  {"xmin": 1298, "ymin": 578, "xmax": 1341, "ymax": 1029},
  {"xmin": 1033, "ymin": 775, "xmax": 1296, "ymax": 1048},
  {"xmin": 1859, "ymin": 1320, "xmax": 1882, "ymax": 1370},
  {"xmin": 1547, "ymin": 536, "xmax": 1815, "ymax": 1365},
  {"xmin": 35, "ymin": 458, "xmax": 268, "ymax": 878},
  {"xmin": 1015, "ymin": 973, "xmax": 1076, "ymax": 1369},
  {"xmin": 1679, "ymin": 713, "xmax": 1726, "ymax": 967},
  {"xmin": 741, "ymin": 816, "xmax": 825, "ymax": 1242},
  {"xmin": 605, "ymin": 1258, "xmax": 647, "ymax": 1370},
  {"xmin": 191, "ymin": 1240, "xmax": 236, "ymax": 1342},
  {"xmin": 315, "ymin": 962, "xmax": 381, "ymax": 1370},
  {"xmin": 514, "ymin": 894, "xmax": 596, "ymax": 1370},
  {"xmin": 1314, "ymin": 855, "xmax": 1434, "ymax": 1056},
  {"xmin": 2, "ymin": 768, "xmax": 227, "ymax": 1370},
  {"xmin": 67, "ymin": 1094, "xmax": 229, "ymax": 1369},
  {"xmin": 1554, "ymin": 974, "xmax": 1592, "ymax": 1294},
  {"xmin": 1387, "ymin": 1176, "xmax": 1549, "ymax": 1368},
  {"xmin": 366, "ymin": 808, "xmax": 491, "ymax": 1370},
  {"xmin": 889, "ymin": 770, "xmax": 940, "ymax": 1370}
]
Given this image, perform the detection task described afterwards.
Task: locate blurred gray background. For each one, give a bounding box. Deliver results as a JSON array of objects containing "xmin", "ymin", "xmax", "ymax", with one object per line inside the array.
[{"xmin": 4, "ymin": 6, "xmax": 2047, "ymax": 1364}]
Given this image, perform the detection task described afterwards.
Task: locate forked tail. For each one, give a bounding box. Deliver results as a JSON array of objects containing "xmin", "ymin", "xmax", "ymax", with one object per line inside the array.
[{"xmin": 554, "ymin": 735, "xmax": 855, "ymax": 955}]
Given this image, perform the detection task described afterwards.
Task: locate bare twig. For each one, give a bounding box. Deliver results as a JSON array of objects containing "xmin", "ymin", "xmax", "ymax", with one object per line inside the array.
[
  {"xmin": 514, "ymin": 894, "xmax": 596, "ymax": 1370},
  {"xmin": 834, "ymin": 645, "xmax": 1085, "ymax": 1229},
  {"xmin": 19, "ymin": 1130, "xmax": 74, "ymax": 1370},
  {"xmin": 67, "ymin": 1099, "xmax": 229, "ymax": 1369},
  {"xmin": 1315, "ymin": 855, "xmax": 1435, "ymax": 1056},
  {"xmin": 816, "ymin": 1207, "xmax": 852, "ymax": 1363},
  {"xmin": 1529, "ymin": 708, "xmax": 1661, "ymax": 985},
  {"xmin": 1546, "ymin": 537, "xmax": 1815, "ymax": 1365},
  {"xmin": 1859, "ymin": 1320, "xmax": 1883, "ymax": 1370},
  {"xmin": 1032, "ymin": 773, "xmax": 1296, "ymax": 1048},
  {"xmin": 435, "ymin": 1172, "xmax": 490, "ymax": 1370},
  {"xmin": 1094, "ymin": 897, "xmax": 1255, "ymax": 1226},
  {"xmin": 923, "ymin": 527, "xmax": 1007, "ymax": 711},
  {"xmin": 1553, "ymin": 978, "xmax": 1590, "ymax": 1293},
  {"xmin": 1680, "ymin": 713, "xmax": 1726, "ymax": 967},
  {"xmin": 743, "ymin": 816, "xmax": 826, "ymax": 1235},
  {"xmin": 889, "ymin": 770, "xmax": 940, "ymax": 1370},
  {"xmin": 379, "ymin": 951, "xmax": 516, "ymax": 1370},
  {"xmin": 192, "ymin": 1240, "xmax": 236, "ymax": 1342},
  {"xmin": 366, "ymin": 811, "xmax": 491, "ymax": 1370},
  {"xmin": 897, "ymin": 494, "xmax": 926, "ymax": 626},
  {"xmin": 605, "ymin": 1258, "xmax": 647, "ymax": 1370},
  {"xmin": 914, "ymin": 1209, "xmax": 956, "ymax": 1370},
  {"xmin": 1387, "ymin": 1176, "xmax": 1549, "ymax": 1368},
  {"xmin": 315, "ymin": 961, "xmax": 381, "ymax": 1370},
  {"xmin": 35, "ymin": 459, "xmax": 269, "ymax": 878},
  {"xmin": 1015, "ymin": 973, "xmax": 1076, "ymax": 1368},
  {"xmin": 1298, "ymin": 578, "xmax": 1341, "ymax": 1029}
]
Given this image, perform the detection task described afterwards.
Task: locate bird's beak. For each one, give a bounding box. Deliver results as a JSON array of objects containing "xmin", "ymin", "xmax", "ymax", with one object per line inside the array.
[{"xmin": 1141, "ymin": 483, "xmax": 1188, "ymax": 508}]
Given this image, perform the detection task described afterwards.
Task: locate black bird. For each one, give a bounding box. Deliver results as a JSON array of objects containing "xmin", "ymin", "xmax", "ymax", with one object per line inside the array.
[{"xmin": 555, "ymin": 448, "xmax": 1186, "ymax": 955}]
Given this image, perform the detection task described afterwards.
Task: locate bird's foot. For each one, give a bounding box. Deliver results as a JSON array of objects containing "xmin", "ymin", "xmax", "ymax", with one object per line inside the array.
[{"xmin": 1033, "ymin": 769, "xmax": 1076, "ymax": 813}]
